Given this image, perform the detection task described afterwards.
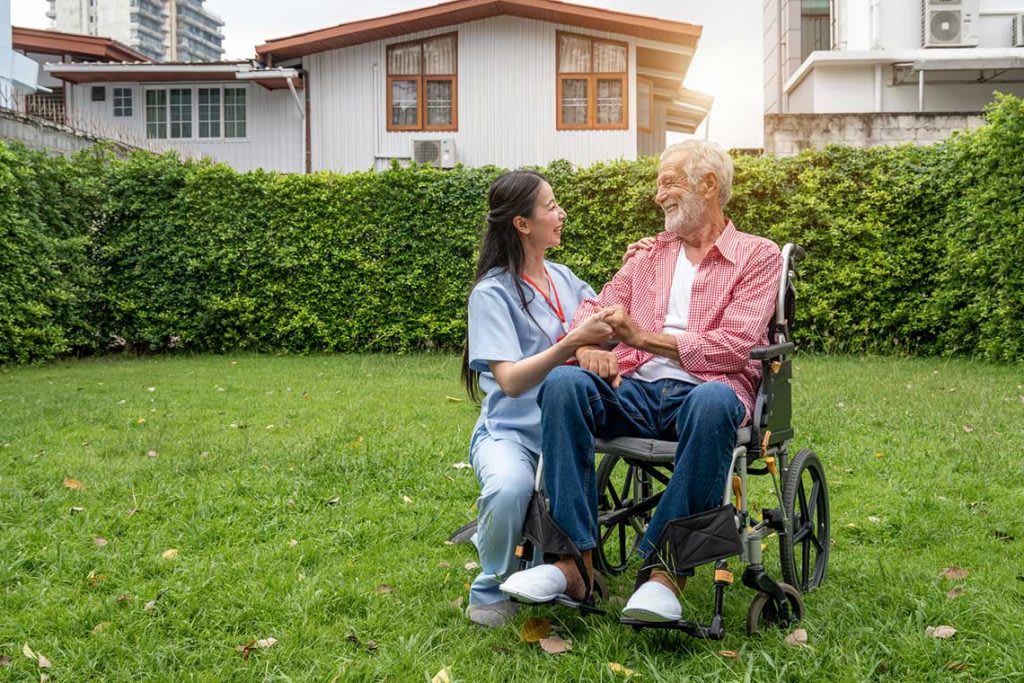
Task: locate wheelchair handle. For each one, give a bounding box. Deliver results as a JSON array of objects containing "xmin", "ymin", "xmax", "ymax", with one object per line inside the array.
[{"xmin": 776, "ymin": 244, "xmax": 804, "ymax": 331}]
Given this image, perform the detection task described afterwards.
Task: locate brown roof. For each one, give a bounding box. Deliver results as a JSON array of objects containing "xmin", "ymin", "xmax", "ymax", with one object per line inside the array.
[
  {"xmin": 13, "ymin": 26, "xmax": 149, "ymax": 63},
  {"xmin": 256, "ymin": 0, "xmax": 701, "ymax": 62}
]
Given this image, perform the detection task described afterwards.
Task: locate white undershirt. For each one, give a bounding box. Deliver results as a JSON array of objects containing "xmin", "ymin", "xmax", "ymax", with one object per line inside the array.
[{"xmin": 632, "ymin": 249, "xmax": 703, "ymax": 385}]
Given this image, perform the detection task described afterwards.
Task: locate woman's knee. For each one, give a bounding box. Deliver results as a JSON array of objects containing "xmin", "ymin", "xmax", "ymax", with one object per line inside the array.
[{"xmin": 480, "ymin": 471, "xmax": 534, "ymax": 512}]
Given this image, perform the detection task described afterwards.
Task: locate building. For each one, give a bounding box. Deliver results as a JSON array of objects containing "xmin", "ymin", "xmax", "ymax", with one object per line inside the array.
[
  {"xmin": 46, "ymin": 0, "xmax": 224, "ymax": 62},
  {"xmin": 41, "ymin": 0, "xmax": 711, "ymax": 173},
  {"xmin": 1, "ymin": 0, "xmax": 41, "ymax": 106},
  {"xmin": 763, "ymin": 0, "xmax": 1024, "ymax": 155}
]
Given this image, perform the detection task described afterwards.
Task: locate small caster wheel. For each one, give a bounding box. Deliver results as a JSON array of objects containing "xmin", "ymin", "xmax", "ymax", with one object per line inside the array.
[{"xmin": 746, "ymin": 583, "xmax": 805, "ymax": 636}]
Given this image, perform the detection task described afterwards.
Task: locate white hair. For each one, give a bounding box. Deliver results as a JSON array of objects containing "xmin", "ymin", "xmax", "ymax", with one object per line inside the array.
[{"xmin": 660, "ymin": 140, "xmax": 734, "ymax": 209}]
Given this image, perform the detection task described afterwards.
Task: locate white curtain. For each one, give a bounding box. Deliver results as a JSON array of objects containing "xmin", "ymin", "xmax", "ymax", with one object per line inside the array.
[
  {"xmin": 558, "ymin": 34, "xmax": 591, "ymax": 73},
  {"xmin": 424, "ymin": 36, "xmax": 456, "ymax": 75}
]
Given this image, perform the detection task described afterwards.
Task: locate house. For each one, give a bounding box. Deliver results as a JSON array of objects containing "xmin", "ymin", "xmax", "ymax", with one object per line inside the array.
[
  {"xmin": 763, "ymin": 0, "xmax": 1024, "ymax": 155},
  {"xmin": 40, "ymin": 0, "xmax": 711, "ymax": 173}
]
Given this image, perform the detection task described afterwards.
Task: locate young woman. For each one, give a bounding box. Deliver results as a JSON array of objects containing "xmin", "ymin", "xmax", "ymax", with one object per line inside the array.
[{"xmin": 461, "ymin": 170, "xmax": 649, "ymax": 627}]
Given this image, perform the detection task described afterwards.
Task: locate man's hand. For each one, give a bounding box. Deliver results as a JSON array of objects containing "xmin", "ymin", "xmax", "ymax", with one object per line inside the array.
[
  {"xmin": 603, "ymin": 305, "xmax": 645, "ymax": 348},
  {"xmin": 576, "ymin": 346, "xmax": 622, "ymax": 389}
]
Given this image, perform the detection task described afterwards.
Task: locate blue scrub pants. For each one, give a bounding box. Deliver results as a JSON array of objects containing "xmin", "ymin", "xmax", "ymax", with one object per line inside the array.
[{"xmin": 468, "ymin": 428, "xmax": 538, "ymax": 606}]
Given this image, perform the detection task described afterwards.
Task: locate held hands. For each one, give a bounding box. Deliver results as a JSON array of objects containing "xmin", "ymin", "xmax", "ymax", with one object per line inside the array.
[
  {"xmin": 563, "ymin": 310, "xmax": 615, "ymax": 348},
  {"xmin": 603, "ymin": 305, "xmax": 644, "ymax": 347},
  {"xmin": 623, "ymin": 237, "xmax": 655, "ymax": 264}
]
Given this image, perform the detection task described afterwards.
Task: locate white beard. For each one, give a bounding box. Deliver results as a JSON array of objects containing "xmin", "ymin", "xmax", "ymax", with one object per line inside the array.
[{"xmin": 664, "ymin": 185, "xmax": 708, "ymax": 237}]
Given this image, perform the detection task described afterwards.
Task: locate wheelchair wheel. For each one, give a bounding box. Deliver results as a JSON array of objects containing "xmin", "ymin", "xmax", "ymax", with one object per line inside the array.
[
  {"xmin": 595, "ymin": 454, "xmax": 651, "ymax": 575},
  {"xmin": 779, "ymin": 448, "xmax": 830, "ymax": 592},
  {"xmin": 745, "ymin": 582, "xmax": 804, "ymax": 635}
]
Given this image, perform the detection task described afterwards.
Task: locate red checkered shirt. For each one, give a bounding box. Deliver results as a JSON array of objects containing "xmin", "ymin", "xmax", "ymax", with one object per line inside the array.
[{"xmin": 571, "ymin": 221, "xmax": 782, "ymax": 424}]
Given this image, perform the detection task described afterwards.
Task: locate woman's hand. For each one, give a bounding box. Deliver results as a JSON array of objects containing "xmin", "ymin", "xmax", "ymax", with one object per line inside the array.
[
  {"xmin": 563, "ymin": 310, "xmax": 614, "ymax": 349},
  {"xmin": 623, "ymin": 237, "xmax": 655, "ymax": 264}
]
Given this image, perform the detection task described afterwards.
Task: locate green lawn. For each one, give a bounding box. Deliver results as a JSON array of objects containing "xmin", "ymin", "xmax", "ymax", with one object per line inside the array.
[{"xmin": 1, "ymin": 354, "xmax": 1023, "ymax": 682}]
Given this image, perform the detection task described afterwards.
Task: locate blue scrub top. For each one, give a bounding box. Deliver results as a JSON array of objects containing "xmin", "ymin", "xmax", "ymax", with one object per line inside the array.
[{"xmin": 468, "ymin": 261, "xmax": 596, "ymax": 455}]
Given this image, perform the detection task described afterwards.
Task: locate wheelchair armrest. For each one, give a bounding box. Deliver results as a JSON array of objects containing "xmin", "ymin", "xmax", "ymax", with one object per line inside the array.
[{"xmin": 749, "ymin": 341, "xmax": 795, "ymax": 360}]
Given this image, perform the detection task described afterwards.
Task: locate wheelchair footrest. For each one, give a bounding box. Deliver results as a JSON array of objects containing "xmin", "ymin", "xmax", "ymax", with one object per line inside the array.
[
  {"xmin": 619, "ymin": 617, "xmax": 725, "ymax": 640},
  {"xmin": 506, "ymin": 593, "xmax": 605, "ymax": 616}
]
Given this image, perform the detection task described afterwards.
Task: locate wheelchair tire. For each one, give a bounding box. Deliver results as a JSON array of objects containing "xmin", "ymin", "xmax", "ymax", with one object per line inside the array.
[
  {"xmin": 594, "ymin": 454, "xmax": 650, "ymax": 575},
  {"xmin": 745, "ymin": 582, "xmax": 804, "ymax": 636},
  {"xmin": 779, "ymin": 448, "xmax": 830, "ymax": 592}
]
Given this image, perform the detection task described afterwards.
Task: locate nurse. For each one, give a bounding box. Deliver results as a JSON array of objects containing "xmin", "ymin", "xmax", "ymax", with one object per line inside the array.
[{"xmin": 460, "ymin": 170, "xmax": 647, "ymax": 627}]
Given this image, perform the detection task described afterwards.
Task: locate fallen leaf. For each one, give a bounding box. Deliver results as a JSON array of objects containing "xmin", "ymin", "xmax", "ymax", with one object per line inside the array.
[
  {"xmin": 94, "ymin": 537, "xmax": 108, "ymax": 547},
  {"xmin": 116, "ymin": 593, "xmax": 132, "ymax": 603},
  {"xmin": 962, "ymin": 424, "xmax": 974, "ymax": 433},
  {"xmin": 287, "ymin": 498, "xmax": 296, "ymax": 508},
  {"xmin": 438, "ymin": 560, "xmax": 451, "ymax": 569},
  {"xmin": 445, "ymin": 396, "xmax": 465, "ymax": 403},
  {"xmin": 873, "ymin": 452, "xmax": 883, "ymax": 459},
  {"xmin": 431, "ymin": 667, "xmax": 452, "ymax": 683},
  {"xmin": 539, "ymin": 637, "xmax": 572, "ymax": 654},
  {"xmin": 144, "ymin": 599, "xmax": 158, "ymax": 610},
  {"xmin": 0, "ymin": 655, "xmax": 10, "ymax": 667},
  {"xmin": 784, "ymin": 628, "xmax": 808, "ymax": 648},
  {"xmin": 137, "ymin": 418, "xmax": 146, "ymax": 424},
  {"xmin": 127, "ymin": 507, "xmax": 139, "ymax": 517},
  {"xmin": 37, "ymin": 654, "xmax": 51, "ymax": 669},
  {"xmin": 254, "ymin": 638, "xmax": 277, "ymax": 649},
  {"xmin": 375, "ymin": 584, "xmax": 394, "ymax": 594},
  {"xmin": 868, "ymin": 516, "xmax": 881, "ymax": 524},
  {"xmin": 92, "ymin": 621, "xmax": 111, "ymax": 634},
  {"xmin": 926, "ymin": 625, "xmax": 957, "ymax": 639},
  {"xmin": 402, "ymin": 495, "xmax": 413, "ymax": 504},
  {"xmin": 719, "ymin": 650, "xmax": 740, "ymax": 659},
  {"xmin": 451, "ymin": 462, "xmax": 472, "ymax": 470},
  {"xmin": 70, "ymin": 506, "xmax": 85, "ymax": 514},
  {"xmin": 520, "ymin": 617, "xmax": 552, "ymax": 643},
  {"xmin": 146, "ymin": 450, "xmax": 158, "ymax": 458},
  {"xmin": 945, "ymin": 661, "xmax": 969, "ymax": 672},
  {"xmin": 365, "ymin": 639, "xmax": 379, "ymax": 651},
  {"xmin": 993, "ymin": 529, "xmax": 1014, "ymax": 542},
  {"xmin": 23, "ymin": 643, "xmax": 36, "ymax": 662},
  {"xmin": 161, "ymin": 548, "xmax": 179, "ymax": 559},
  {"xmin": 288, "ymin": 539, "xmax": 298, "ymax": 547},
  {"xmin": 41, "ymin": 674, "xmax": 50, "ymax": 683},
  {"xmin": 326, "ymin": 496, "xmax": 340, "ymax": 505},
  {"xmin": 608, "ymin": 662, "xmax": 638, "ymax": 677},
  {"xmin": 875, "ymin": 661, "xmax": 890, "ymax": 674},
  {"xmin": 450, "ymin": 595, "xmax": 464, "ymax": 608},
  {"xmin": 87, "ymin": 570, "xmax": 107, "ymax": 586},
  {"xmin": 941, "ymin": 567, "xmax": 968, "ymax": 580},
  {"xmin": 200, "ymin": 451, "xmax": 210, "ymax": 457},
  {"xmin": 464, "ymin": 561, "xmax": 480, "ymax": 571},
  {"xmin": 63, "ymin": 478, "xmax": 83, "ymax": 490},
  {"xmin": 946, "ymin": 587, "xmax": 964, "ymax": 600},
  {"xmin": 147, "ymin": 387, "xmax": 156, "ymax": 392}
]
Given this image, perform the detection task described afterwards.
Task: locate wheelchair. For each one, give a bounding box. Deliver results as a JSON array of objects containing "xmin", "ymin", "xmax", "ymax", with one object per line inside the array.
[{"xmin": 513, "ymin": 243, "xmax": 830, "ymax": 639}]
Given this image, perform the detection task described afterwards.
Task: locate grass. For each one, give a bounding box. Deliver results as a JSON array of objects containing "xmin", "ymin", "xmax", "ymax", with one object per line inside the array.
[{"xmin": 1, "ymin": 353, "xmax": 1023, "ymax": 682}]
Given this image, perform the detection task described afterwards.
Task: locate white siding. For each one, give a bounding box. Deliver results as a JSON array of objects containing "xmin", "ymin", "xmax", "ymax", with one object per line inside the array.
[
  {"xmin": 67, "ymin": 79, "xmax": 304, "ymax": 172},
  {"xmin": 308, "ymin": 15, "xmax": 639, "ymax": 172}
]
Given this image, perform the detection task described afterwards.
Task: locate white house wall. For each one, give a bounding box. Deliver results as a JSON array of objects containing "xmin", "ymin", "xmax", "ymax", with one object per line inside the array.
[
  {"xmin": 67, "ymin": 80, "xmax": 303, "ymax": 172},
  {"xmin": 307, "ymin": 15, "xmax": 639, "ymax": 172}
]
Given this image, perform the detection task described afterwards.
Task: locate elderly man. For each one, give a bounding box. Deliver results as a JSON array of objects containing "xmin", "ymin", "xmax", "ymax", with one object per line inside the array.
[{"xmin": 500, "ymin": 140, "xmax": 782, "ymax": 622}]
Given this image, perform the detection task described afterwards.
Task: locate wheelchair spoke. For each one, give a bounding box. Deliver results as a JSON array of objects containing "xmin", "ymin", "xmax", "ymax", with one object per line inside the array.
[
  {"xmin": 801, "ymin": 537, "xmax": 811, "ymax": 580},
  {"xmin": 807, "ymin": 480, "xmax": 820, "ymax": 518},
  {"xmin": 792, "ymin": 522, "xmax": 811, "ymax": 543}
]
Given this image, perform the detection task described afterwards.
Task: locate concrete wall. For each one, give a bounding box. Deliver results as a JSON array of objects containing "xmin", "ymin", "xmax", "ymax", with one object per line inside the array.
[
  {"xmin": 764, "ymin": 111, "xmax": 988, "ymax": 155},
  {"xmin": 0, "ymin": 106, "xmax": 136, "ymax": 155}
]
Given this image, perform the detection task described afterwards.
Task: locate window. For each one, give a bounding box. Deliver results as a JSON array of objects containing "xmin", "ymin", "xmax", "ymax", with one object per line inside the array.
[
  {"xmin": 557, "ymin": 32, "xmax": 628, "ymax": 130},
  {"xmin": 386, "ymin": 33, "xmax": 457, "ymax": 132},
  {"xmin": 91, "ymin": 86, "xmax": 106, "ymax": 102},
  {"xmin": 224, "ymin": 87, "xmax": 246, "ymax": 138},
  {"xmin": 145, "ymin": 89, "xmax": 167, "ymax": 138},
  {"xmin": 112, "ymin": 87, "xmax": 132, "ymax": 117},
  {"xmin": 801, "ymin": 0, "xmax": 831, "ymax": 61},
  {"xmin": 145, "ymin": 86, "xmax": 247, "ymax": 140},
  {"xmin": 637, "ymin": 78, "xmax": 653, "ymax": 133},
  {"xmin": 198, "ymin": 87, "xmax": 220, "ymax": 138}
]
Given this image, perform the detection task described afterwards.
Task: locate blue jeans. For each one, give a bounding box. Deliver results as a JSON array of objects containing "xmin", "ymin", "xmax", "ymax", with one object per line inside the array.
[
  {"xmin": 538, "ymin": 366, "xmax": 744, "ymax": 577},
  {"xmin": 468, "ymin": 427, "xmax": 538, "ymax": 605}
]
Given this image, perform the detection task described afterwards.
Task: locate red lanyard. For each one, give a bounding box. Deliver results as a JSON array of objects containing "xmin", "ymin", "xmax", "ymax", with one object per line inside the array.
[{"xmin": 521, "ymin": 267, "xmax": 565, "ymax": 324}]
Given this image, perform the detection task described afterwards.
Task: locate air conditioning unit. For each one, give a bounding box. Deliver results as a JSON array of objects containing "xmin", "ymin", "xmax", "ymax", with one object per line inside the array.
[
  {"xmin": 412, "ymin": 139, "xmax": 456, "ymax": 168},
  {"xmin": 922, "ymin": 0, "xmax": 980, "ymax": 48},
  {"xmin": 1013, "ymin": 14, "xmax": 1024, "ymax": 47}
]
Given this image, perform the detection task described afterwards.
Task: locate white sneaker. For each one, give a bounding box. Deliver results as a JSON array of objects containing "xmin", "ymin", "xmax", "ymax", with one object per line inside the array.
[
  {"xmin": 622, "ymin": 581, "xmax": 682, "ymax": 623},
  {"xmin": 499, "ymin": 565, "xmax": 567, "ymax": 604}
]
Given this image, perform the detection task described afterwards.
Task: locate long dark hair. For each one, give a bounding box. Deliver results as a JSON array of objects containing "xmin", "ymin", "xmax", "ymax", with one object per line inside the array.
[{"xmin": 461, "ymin": 170, "xmax": 549, "ymax": 401}]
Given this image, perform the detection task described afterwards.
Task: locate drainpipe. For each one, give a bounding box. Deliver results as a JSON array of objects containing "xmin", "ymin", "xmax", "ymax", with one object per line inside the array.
[
  {"xmin": 285, "ymin": 74, "xmax": 305, "ymax": 173},
  {"xmin": 373, "ymin": 61, "xmax": 383, "ymax": 169},
  {"xmin": 918, "ymin": 70, "xmax": 925, "ymax": 112},
  {"xmin": 874, "ymin": 64, "xmax": 882, "ymax": 112}
]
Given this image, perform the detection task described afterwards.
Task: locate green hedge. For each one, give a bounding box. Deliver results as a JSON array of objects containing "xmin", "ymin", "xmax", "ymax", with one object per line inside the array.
[{"xmin": 2, "ymin": 94, "xmax": 1023, "ymax": 364}]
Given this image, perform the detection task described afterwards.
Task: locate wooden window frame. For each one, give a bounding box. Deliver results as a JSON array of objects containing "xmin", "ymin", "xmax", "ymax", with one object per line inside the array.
[
  {"xmin": 386, "ymin": 33, "xmax": 458, "ymax": 133},
  {"xmin": 556, "ymin": 31, "xmax": 628, "ymax": 131},
  {"xmin": 637, "ymin": 77, "xmax": 654, "ymax": 133}
]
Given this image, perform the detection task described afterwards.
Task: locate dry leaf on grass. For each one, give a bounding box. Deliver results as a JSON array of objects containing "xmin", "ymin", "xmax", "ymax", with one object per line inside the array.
[
  {"xmin": 438, "ymin": 561, "xmax": 451, "ymax": 569},
  {"xmin": 519, "ymin": 617, "xmax": 552, "ymax": 643},
  {"xmin": 63, "ymin": 478, "xmax": 83, "ymax": 490},
  {"xmin": 402, "ymin": 495, "xmax": 413, "ymax": 504},
  {"xmin": 450, "ymin": 595, "xmax": 464, "ymax": 609},
  {"xmin": 375, "ymin": 584, "xmax": 394, "ymax": 594},
  {"xmin": 431, "ymin": 667, "xmax": 452, "ymax": 683},
  {"xmin": 326, "ymin": 496, "xmax": 340, "ymax": 505},
  {"xmin": 451, "ymin": 462, "xmax": 471, "ymax": 470},
  {"xmin": 608, "ymin": 662, "xmax": 638, "ymax": 677},
  {"xmin": 784, "ymin": 628, "xmax": 808, "ymax": 648},
  {"xmin": 70, "ymin": 506, "xmax": 85, "ymax": 514},
  {"xmin": 0, "ymin": 655, "xmax": 10, "ymax": 667},
  {"xmin": 161, "ymin": 548, "xmax": 178, "ymax": 560},
  {"xmin": 992, "ymin": 529, "xmax": 1014, "ymax": 542},
  {"xmin": 719, "ymin": 650, "xmax": 739, "ymax": 659},
  {"xmin": 237, "ymin": 637, "xmax": 277, "ymax": 660},
  {"xmin": 945, "ymin": 661, "xmax": 969, "ymax": 672},
  {"xmin": 464, "ymin": 562, "xmax": 479, "ymax": 571},
  {"xmin": 962, "ymin": 424, "xmax": 974, "ymax": 433},
  {"xmin": 946, "ymin": 587, "xmax": 964, "ymax": 600},
  {"xmin": 926, "ymin": 625, "xmax": 957, "ymax": 639},
  {"xmin": 116, "ymin": 593, "xmax": 132, "ymax": 603},
  {"xmin": 941, "ymin": 567, "xmax": 968, "ymax": 580},
  {"xmin": 92, "ymin": 622, "xmax": 111, "ymax": 634},
  {"xmin": 538, "ymin": 637, "xmax": 572, "ymax": 654},
  {"xmin": 87, "ymin": 571, "xmax": 107, "ymax": 586},
  {"xmin": 365, "ymin": 640, "xmax": 379, "ymax": 651},
  {"xmin": 94, "ymin": 537, "xmax": 108, "ymax": 547},
  {"xmin": 126, "ymin": 507, "xmax": 139, "ymax": 517},
  {"xmin": 146, "ymin": 450, "xmax": 158, "ymax": 458},
  {"xmin": 445, "ymin": 396, "xmax": 465, "ymax": 403}
]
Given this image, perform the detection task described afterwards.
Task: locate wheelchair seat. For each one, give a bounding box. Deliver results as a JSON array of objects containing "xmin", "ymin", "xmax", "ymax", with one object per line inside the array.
[{"xmin": 595, "ymin": 428, "xmax": 753, "ymax": 463}]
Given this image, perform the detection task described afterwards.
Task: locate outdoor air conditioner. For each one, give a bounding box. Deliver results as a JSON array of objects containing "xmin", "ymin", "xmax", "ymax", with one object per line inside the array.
[
  {"xmin": 922, "ymin": 0, "xmax": 980, "ymax": 48},
  {"xmin": 1013, "ymin": 14, "xmax": 1024, "ymax": 47},
  {"xmin": 412, "ymin": 139, "xmax": 456, "ymax": 168}
]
